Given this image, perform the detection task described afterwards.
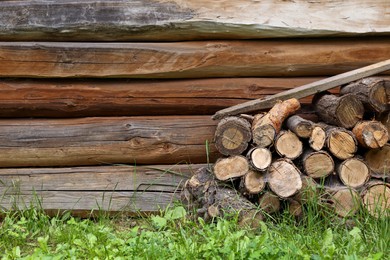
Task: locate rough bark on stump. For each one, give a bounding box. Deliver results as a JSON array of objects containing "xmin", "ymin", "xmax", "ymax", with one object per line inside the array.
[
  {"xmin": 213, "ymin": 156, "xmax": 249, "ymax": 181},
  {"xmin": 246, "ymin": 147, "xmax": 272, "ymax": 172},
  {"xmin": 361, "ymin": 181, "xmax": 390, "ymax": 218},
  {"xmin": 340, "ymin": 78, "xmax": 390, "ymax": 113},
  {"xmin": 309, "ymin": 125, "xmax": 327, "ymax": 151},
  {"xmin": 337, "ymin": 158, "xmax": 370, "ymax": 189},
  {"xmin": 252, "ymin": 98, "xmax": 300, "ymax": 147},
  {"xmin": 214, "ymin": 116, "xmax": 252, "ymax": 156},
  {"xmin": 313, "ymin": 92, "xmax": 364, "ymax": 129},
  {"xmin": 326, "ymin": 127, "xmax": 358, "ymax": 160},
  {"xmin": 239, "ymin": 169, "xmax": 266, "ymax": 196},
  {"xmin": 365, "ymin": 144, "xmax": 390, "ymax": 179},
  {"xmin": 258, "ymin": 191, "xmax": 281, "ymax": 214},
  {"xmin": 286, "ymin": 115, "xmax": 314, "ymax": 138},
  {"xmin": 302, "ymin": 150, "xmax": 334, "ymax": 179},
  {"xmin": 352, "ymin": 121, "xmax": 389, "ymax": 149},
  {"xmin": 267, "ymin": 159, "xmax": 302, "ymax": 198},
  {"xmin": 275, "ymin": 131, "xmax": 303, "ymax": 160}
]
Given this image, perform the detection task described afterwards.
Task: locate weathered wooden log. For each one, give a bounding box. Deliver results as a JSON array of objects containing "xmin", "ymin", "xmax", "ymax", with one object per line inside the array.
[
  {"xmin": 293, "ymin": 175, "xmax": 319, "ymax": 203},
  {"xmin": 267, "ymin": 159, "xmax": 302, "ymax": 198},
  {"xmin": 275, "ymin": 131, "xmax": 303, "ymax": 160},
  {"xmin": 365, "ymin": 144, "xmax": 390, "ymax": 179},
  {"xmin": 1, "ymin": 39, "xmax": 390, "ymax": 78},
  {"xmin": 309, "ymin": 125, "xmax": 327, "ymax": 151},
  {"xmin": 361, "ymin": 181, "xmax": 390, "ymax": 218},
  {"xmin": 0, "ymin": 164, "xmax": 203, "ymax": 215},
  {"xmin": 301, "ymin": 150, "xmax": 334, "ymax": 179},
  {"xmin": 258, "ymin": 191, "xmax": 281, "ymax": 214},
  {"xmin": 337, "ymin": 158, "xmax": 370, "ymax": 189},
  {"xmin": 313, "ymin": 92, "xmax": 364, "ymax": 128},
  {"xmin": 214, "ymin": 117, "xmax": 251, "ymax": 156},
  {"xmin": 0, "ymin": 116, "xmax": 219, "ymax": 167},
  {"xmin": 340, "ymin": 78, "xmax": 390, "ymax": 113},
  {"xmin": 246, "ymin": 147, "xmax": 272, "ymax": 172},
  {"xmin": 377, "ymin": 111, "xmax": 390, "ymax": 134},
  {"xmin": 286, "ymin": 199, "xmax": 303, "ymax": 219},
  {"xmin": 1, "ymin": 1, "xmax": 389, "ymax": 41},
  {"xmin": 352, "ymin": 121, "xmax": 389, "ymax": 149},
  {"xmin": 326, "ymin": 127, "xmax": 358, "ymax": 160},
  {"xmin": 326, "ymin": 187, "xmax": 361, "ymax": 218},
  {"xmin": 213, "ymin": 156, "xmax": 249, "ymax": 181},
  {"xmin": 252, "ymin": 98, "xmax": 300, "ymax": 147},
  {"xmin": 0, "ymin": 78, "xmax": 327, "ymax": 117},
  {"xmin": 239, "ymin": 169, "xmax": 266, "ymax": 196},
  {"xmin": 286, "ymin": 115, "xmax": 314, "ymax": 138}
]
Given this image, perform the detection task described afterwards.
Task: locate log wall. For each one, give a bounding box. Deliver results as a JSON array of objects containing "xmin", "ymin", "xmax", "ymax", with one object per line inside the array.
[{"xmin": 0, "ymin": 0, "xmax": 389, "ymax": 215}]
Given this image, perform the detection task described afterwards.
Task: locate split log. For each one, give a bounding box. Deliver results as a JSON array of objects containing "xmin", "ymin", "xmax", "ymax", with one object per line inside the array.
[
  {"xmin": 301, "ymin": 150, "xmax": 334, "ymax": 179},
  {"xmin": 1, "ymin": 1, "xmax": 389, "ymax": 41},
  {"xmin": 1, "ymin": 39, "xmax": 390, "ymax": 78},
  {"xmin": 258, "ymin": 191, "xmax": 281, "ymax": 214},
  {"xmin": 326, "ymin": 127, "xmax": 358, "ymax": 160},
  {"xmin": 275, "ymin": 131, "xmax": 303, "ymax": 160},
  {"xmin": 337, "ymin": 158, "xmax": 370, "ymax": 188},
  {"xmin": 246, "ymin": 147, "xmax": 272, "ymax": 172},
  {"xmin": 0, "ymin": 78, "xmax": 327, "ymax": 118},
  {"xmin": 213, "ymin": 156, "xmax": 249, "ymax": 181},
  {"xmin": 309, "ymin": 125, "xmax": 327, "ymax": 151},
  {"xmin": 340, "ymin": 78, "xmax": 390, "ymax": 113},
  {"xmin": 239, "ymin": 170, "xmax": 266, "ymax": 196},
  {"xmin": 352, "ymin": 121, "xmax": 389, "ymax": 149},
  {"xmin": 267, "ymin": 159, "xmax": 302, "ymax": 198},
  {"xmin": 286, "ymin": 115, "xmax": 314, "ymax": 138},
  {"xmin": 377, "ymin": 111, "xmax": 390, "ymax": 134},
  {"xmin": 214, "ymin": 117, "xmax": 251, "ymax": 156},
  {"xmin": 252, "ymin": 98, "xmax": 300, "ymax": 147},
  {"xmin": 313, "ymin": 92, "xmax": 364, "ymax": 128},
  {"xmin": 365, "ymin": 144, "xmax": 390, "ymax": 179},
  {"xmin": 0, "ymin": 116, "xmax": 219, "ymax": 167},
  {"xmin": 361, "ymin": 181, "xmax": 390, "ymax": 218}
]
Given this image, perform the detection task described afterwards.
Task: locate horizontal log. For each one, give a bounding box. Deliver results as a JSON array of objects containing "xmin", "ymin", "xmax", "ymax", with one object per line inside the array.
[
  {"xmin": 0, "ymin": 116, "xmax": 219, "ymax": 167},
  {"xmin": 0, "ymin": 164, "xmax": 203, "ymax": 215},
  {"xmin": 0, "ymin": 1, "xmax": 389, "ymax": 41},
  {"xmin": 1, "ymin": 39, "xmax": 390, "ymax": 78},
  {"xmin": 0, "ymin": 78, "xmax": 328, "ymax": 117}
]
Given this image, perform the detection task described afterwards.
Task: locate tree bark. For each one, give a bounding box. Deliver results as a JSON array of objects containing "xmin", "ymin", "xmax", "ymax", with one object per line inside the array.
[
  {"xmin": 365, "ymin": 143, "xmax": 390, "ymax": 179},
  {"xmin": 352, "ymin": 121, "xmax": 388, "ymax": 149},
  {"xmin": 313, "ymin": 92, "xmax": 364, "ymax": 129},
  {"xmin": 246, "ymin": 147, "xmax": 272, "ymax": 172},
  {"xmin": 275, "ymin": 131, "xmax": 303, "ymax": 160},
  {"xmin": 325, "ymin": 127, "xmax": 358, "ymax": 160},
  {"xmin": 267, "ymin": 159, "xmax": 302, "ymax": 198},
  {"xmin": 361, "ymin": 181, "xmax": 390, "ymax": 218},
  {"xmin": 337, "ymin": 158, "xmax": 370, "ymax": 189},
  {"xmin": 340, "ymin": 78, "xmax": 390, "ymax": 113},
  {"xmin": 286, "ymin": 115, "xmax": 314, "ymax": 138},
  {"xmin": 301, "ymin": 150, "xmax": 334, "ymax": 179},
  {"xmin": 214, "ymin": 117, "xmax": 251, "ymax": 156},
  {"xmin": 213, "ymin": 156, "xmax": 249, "ymax": 181}
]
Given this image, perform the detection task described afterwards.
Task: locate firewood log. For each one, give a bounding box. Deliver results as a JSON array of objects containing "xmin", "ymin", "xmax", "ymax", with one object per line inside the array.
[
  {"xmin": 352, "ymin": 121, "xmax": 388, "ymax": 149},
  {"xmin": 214, "ymin": 116, "xmax": 252, "ymax": 156},
  {"xmin": 301, "ymin": 150, "xmax": 334, "ymax": 179},
  {"xmin": 325, "ymin": 127, "xmax": 358, "ymax": 160},
  {"xmin": 313, "ymin": 92, "xmax": 364, "ymax": 129},
  {"xmin": 213, "ymin": 156, "xmax": 249, "ymax": 181},
  {"xmin": 377, "ymin": 111, "xmax": 390, "ymax": 134},
  {"xmin": 286, "ymin": 199, "xmax": 303, "ymax": 219},
  {"xmin": 258, "ymin": 191, "xmax": 281, "ymax": 214},
  {"xmin": 309, "ymin": 125, "xmax": 327, "ymax": 151},
  {"xmin": 267, "ymin": 159, "xmax": 302, "ymax": 198},
  {"xmin": 337, "ymin": 158, "xmax": 370, "ymax": 189},
  {"xmin": 275, "ymin": 131, "xmax": 303, "ymax": 160},
  {"xmin": 246, "ymin": 147, "xmax": 272, "ymax": 172},
  {"xmin": 252, "ymin": 98, "xmax": 300, "ymax": 147},
  {"xmin": 293, "ymin": 175, "xmax": 319, "ymax": 203},
  {"xmin": 286, "ymin": 115, "xmax": 314, "ymax": 138},
  {"xmin": 365, "ymin": 143, "xmax": 390, "ymax": 179},
  {"xmin": 340, "ymin": 78, "xmax": 390, "ymax": 113},
  {"xmin": 239, "ymin": 169, "xmax": 266, "ymax": 196},
  {"xmin": 361, "ymin": 181, "xmax": 390, "ymax": 218}
]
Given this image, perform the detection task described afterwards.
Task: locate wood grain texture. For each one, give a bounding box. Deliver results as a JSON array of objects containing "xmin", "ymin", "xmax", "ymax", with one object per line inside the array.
[
  {"xmin": 0, "ymin": 116, "xmax": 219, "ymax": 167},
  {"xmin": 1, "ymin": 39, "xmax": 390, "ymax": 78},
  {"xmin": 0, "ymin": 1, "xmax": 389, "ymax": 41},
  {"xmin": 0, "ymin": 78, "xmax": 325, "ymax": 117}
]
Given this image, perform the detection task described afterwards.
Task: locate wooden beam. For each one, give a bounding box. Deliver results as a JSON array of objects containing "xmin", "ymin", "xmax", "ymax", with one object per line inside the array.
[
  {"xmin": 0, "ymin": 164, "xmax": 204, "ymax": 215},
  {"xmin": 0, "ymin": 1, "xmax": 389, "ymax": 41},
  {"xmin": 0, "ymin": 116, "xmax": 219, "ymax": 167},
  {"xmin": 213, "ymin": 59, "xmax": 390, "ymax": 119},
  {"xmin": 1, "ymin": 39, "xmax": 390, "ymax": 78}
]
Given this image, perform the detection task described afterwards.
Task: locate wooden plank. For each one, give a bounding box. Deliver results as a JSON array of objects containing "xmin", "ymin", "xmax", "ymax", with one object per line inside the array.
[
  {"xmin": 1, "ymin": 39, "xmax": 390, "ymax": 78},
  {"xmin": 0, "ymin": 77, "xmax": 328, "ymax": 117},
  {"xmin": 213, "ymin": 60, "xmax": 390, "ymax": 119},
  {"xmin": 0, "ymin": 116, "xmax": 219, "ymax": 167},
  {"xmin": 0, "ymin": 1, "xmax": 389, "ymax": 41}
]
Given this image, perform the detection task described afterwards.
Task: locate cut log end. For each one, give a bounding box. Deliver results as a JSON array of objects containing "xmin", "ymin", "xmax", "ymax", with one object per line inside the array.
[
  {"xmin": 247, "ymin": 147, "xmax": 272, "ymax": 172},
  {"xmin": 242, "ymin": 169, "xmax": 266, "ymax": 195},
  {"xmin": 258, "ymin": 191, "xmax": 281, "ymax": 214},
  {"xmin": 336, "ymin": 94, "xmax": 365, "ymax": 128},
  {"xmin": 352, "ymin": 121, "xmax": 388, "ymax": 149},
  {"xmin": 338, "ymin": 158, "xmax": 370, "ymax": 188},
  {"xmin": 286, "ymin": 115, "xmax": 313, "ymax": 138},
  {"xmin": 303, "ymin": 150, "xmax": 334, "ymax": 178},
  {"xmin": 309, "ymin": 125, "xmax": 326, "ymax": 151},
  {"xmin": 275, "ymin": 131, "xmax": 303, "ymax": 160},
  {"xmin": 326, "ymin": 128, "xmax": 357, "ymax": 160},
  {"xmin": 268, "ymin": 159, "xmax": 302, "ymax": 198},
  {"xmin": 329, "ymin": 188, "xmax": 360, "ymax": 218},
  {"xmin": 362, "ymin": 182, "xmax": 390, "ymax": 218},
  {"xmin": 213, "ymin": 156, "xmax": 249, "ymax": 181},
  {"xmin": 365, "ymin": 144, "xmax": 390, "ymax": 179}
]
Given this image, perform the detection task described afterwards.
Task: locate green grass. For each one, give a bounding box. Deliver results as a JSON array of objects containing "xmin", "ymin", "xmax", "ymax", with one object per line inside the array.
[{"xmin": 0, "ymin": 203, "xmax": 388, "ymax": 260}]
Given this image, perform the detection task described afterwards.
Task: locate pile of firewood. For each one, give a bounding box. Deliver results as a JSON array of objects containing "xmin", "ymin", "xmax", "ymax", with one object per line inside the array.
[{"xmin": 183, "ymin": 77, "xmax": 390, "ymax": 223}]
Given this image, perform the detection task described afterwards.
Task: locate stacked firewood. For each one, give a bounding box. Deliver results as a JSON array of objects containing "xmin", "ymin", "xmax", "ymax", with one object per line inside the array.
[{"xmin": 183, "ymin": 77, "xmax": 390, "ymax": 222}]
